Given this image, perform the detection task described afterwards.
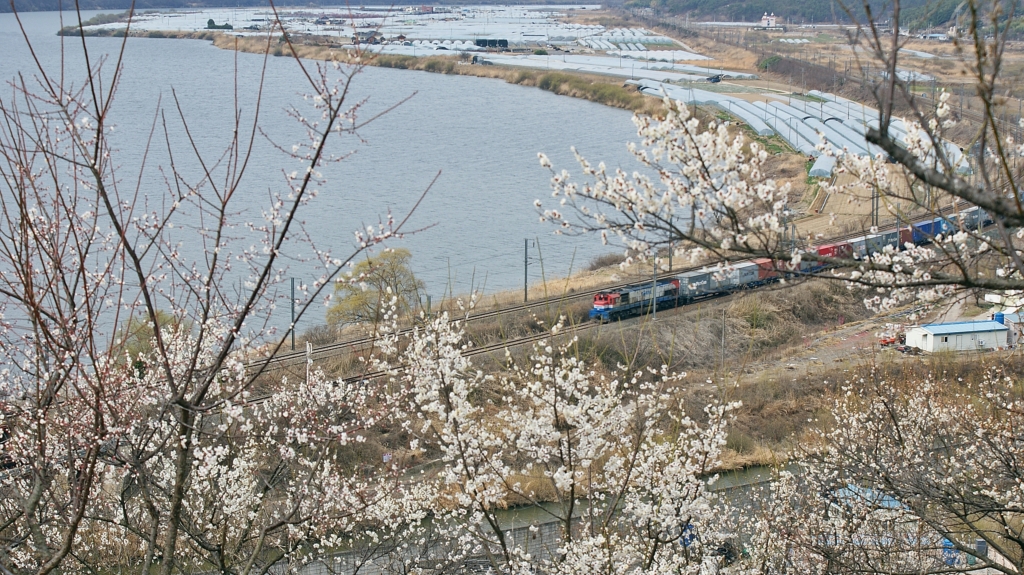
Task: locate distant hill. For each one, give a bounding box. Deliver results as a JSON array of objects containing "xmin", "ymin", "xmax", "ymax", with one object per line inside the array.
[
  {"xmin": 3, "ymin": 0, "xmax": 968, "ymax": 31},
  {"xmin": 4, "ymin": 0, "xmax": 254, "ymax": 12},
  {"xmin": 627, "ymin": 0, "xmax": 949, "ymax": 27},
  {"xmin": 3, "ymin": 0, "xmax": 564, "ymax": 14}
]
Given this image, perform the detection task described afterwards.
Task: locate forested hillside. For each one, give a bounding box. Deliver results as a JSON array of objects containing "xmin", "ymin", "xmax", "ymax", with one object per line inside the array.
[
  {"xmin": 4, "ymin": 0, "xmax": 550, "ymax": 14},
  {"xmin": 1, "ymin": 0, "xmax": 969, "ymax": 29},
  {"xmin": 627, "ymin": 0, "xmax": 949, "ymax": 27}
]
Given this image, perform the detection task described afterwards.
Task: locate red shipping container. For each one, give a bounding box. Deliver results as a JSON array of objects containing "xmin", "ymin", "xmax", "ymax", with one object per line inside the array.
[
  {"xmin": 754, "ymin": 258, "xmax": 777, "ymax": 280},
  {"xmin": 817, "ymin": 242, "xmax": 852, "ymax": 258},
  {"xmin": 899, "ymin": 227, "xmax": 914, "ymax": 247}
]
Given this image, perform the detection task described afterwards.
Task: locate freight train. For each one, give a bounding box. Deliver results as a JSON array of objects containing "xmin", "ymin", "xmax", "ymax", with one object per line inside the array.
[{"xmin": 589, "ymin": 206, "xmax": 993, "ymax": 322}]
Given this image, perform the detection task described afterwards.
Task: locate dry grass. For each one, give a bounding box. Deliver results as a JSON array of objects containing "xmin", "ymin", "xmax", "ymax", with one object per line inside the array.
[
  {"xmin": 684, "ymin": 34, "xmax": 759, "ymax": 71},
  {"xmin": 572, "ymin": 280, "xmax": 871, "ymax": 377}
]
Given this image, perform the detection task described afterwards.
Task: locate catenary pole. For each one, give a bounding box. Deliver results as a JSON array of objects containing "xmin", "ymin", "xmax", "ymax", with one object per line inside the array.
[
  {"xmin": 652, "ymin": 257, "xmax": 657, "ymax": 321},
  {"xmin": 291, "ymin": 278, "xmax": 296, "ymax": 351},
  {"xmin": 524, "ymin": 238, "xmax": 528, "ymax": 303},
  {"xmin": 721, "ymin": 309, "xmax": 726, "ymax": 373}
]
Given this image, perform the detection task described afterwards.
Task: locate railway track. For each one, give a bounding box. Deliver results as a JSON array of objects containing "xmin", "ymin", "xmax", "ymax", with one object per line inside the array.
[
  {"xmin": 251, "ymin": 283, "xmax": 614, "ymax": 371},
  {"xmin": 250, "ymin": 200, "xmax": 980, "ymax": 372}
]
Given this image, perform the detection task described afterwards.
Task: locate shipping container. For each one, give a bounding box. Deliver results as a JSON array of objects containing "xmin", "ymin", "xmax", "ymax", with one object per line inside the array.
[
  {"xmin": 710, "ymin": 268, "xmax": 740, "ymax": 292},
  {"xmin": 899, "ymin": 227, "xmax": 914, "ymax": 247},
  {"xmin": 912, "ymin": 218, "xmax": 942, "ymax": 244},
  {"xmin": 734, "ymin": 261, "xmax": 761, "ymax": 285},
  {"xmin": 953, "ymin": 207, "xmax": 992, "ymax": 231},
  {"xmin": 980, "ymin": 209, "xmax": 994, "ymax": 227},
  {"xmin": 817, "ymin": 242, "xmax": 852, "ymax": 258},
  {"xmin": 679, "ymin": 270, "xmax": 712, "ymax": 299},
  {"xmin": 937, "ymin": 217, "xmax": 957, "ymax": 238},
  {"xmin": 869, "ymin": 230, "xmax": 899, "ymax": 254},
  {"xmin": 848, "ymin": 236, "xmax": 869, "ymax": 259},
  {"xmin": 959, "ymin": 206, "xmax": 981, "ymax": 230},
  {"xmin": 754, "ymin": 258, "xmax": 777, "ymax": 281},
  {"xmin": 621, "ymin": 278, "xmax": 677, "ymax": 303}
]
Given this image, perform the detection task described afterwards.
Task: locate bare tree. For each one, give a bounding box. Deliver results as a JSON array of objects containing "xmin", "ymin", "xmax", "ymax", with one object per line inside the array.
[{"xmin": 0, "ymin": 4, "xmax": 429, "ymax": 573}]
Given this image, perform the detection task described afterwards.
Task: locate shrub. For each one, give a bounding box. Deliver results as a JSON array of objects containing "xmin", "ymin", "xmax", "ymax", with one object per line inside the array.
[
  {"xmin": 758, "ymin": 55, "xmax": 782, "ymax": 71},
  {"xmin": 511, "ymin": 70, "xmax": 537, "ymax": 84},
  {"xmin": 586, "ymin": 252, "xmax": 625, "ymax": 271},
  {"xmin": 422, "ymin": 59, "xmax": 455, "ymax": 74},
  {"xmin": 302, "ymin": 324, "xmax": 338, "ymax": 346},
  {"xmin": 206, "ymin": 19, "xmax": 233, "ymax": 30},
  {"xmin": 726, "ymin": 430, "xmax": 758, "ymax": 454},
  {"xmin": 375, "ymin": 55, "xmax": 416, "ymax": 69}
]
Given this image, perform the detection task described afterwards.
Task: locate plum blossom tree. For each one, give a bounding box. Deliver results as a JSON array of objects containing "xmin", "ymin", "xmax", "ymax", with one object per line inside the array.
[
  {"xmin": 536, "ymin": 0, "xmax": 1024, "ymax": 312},
  {"xmin": 375, "ymin": 310, "xmax": 746, "ymax": 574},
  {"xmin": 0, "ymin": 5, "xmax": 428, "ymax": 573},
  {"xmin": 535, "ymin": 1, "xmax": 1024, "ymax": 573},
  {"xmin": 759, "ymin": 367, "xmax": 1024, "ymax": 575}
]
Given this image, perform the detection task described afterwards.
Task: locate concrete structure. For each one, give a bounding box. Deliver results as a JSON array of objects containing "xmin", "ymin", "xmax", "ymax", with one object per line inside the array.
[
  {"xmin": 761, "ymin": 12, "xmax": 778, "ymax": 28},
  {"xmin": 905, "ymin": 321, "xmax": 1008, "ymax": 352}
]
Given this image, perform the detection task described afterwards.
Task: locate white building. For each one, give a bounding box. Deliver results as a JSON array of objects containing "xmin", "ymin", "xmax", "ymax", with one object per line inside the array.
[
  {"xmin": 997, "ymin": 313, "xmax": 1024, "ymax": 347},
  {"xmin": 904, "ymin": 321, "xmax": 1008, "ymax": 352},
  {"xmin": 761, "ymin": 12, "xmax": 778, "ymax": 28}
]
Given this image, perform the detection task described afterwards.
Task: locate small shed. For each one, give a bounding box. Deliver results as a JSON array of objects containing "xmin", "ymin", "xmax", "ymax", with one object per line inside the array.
[
  {"xmin": 997, "ymin": 313, "xmax": 1024, "ymax": 347},
  {"xmin": 904, "ymin": 321, "xmax": 1008, "ymax": 352}
]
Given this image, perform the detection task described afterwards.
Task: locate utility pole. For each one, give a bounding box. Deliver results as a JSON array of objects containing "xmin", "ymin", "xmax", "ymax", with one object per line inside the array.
[
  {"xmin": 668, "ymin": 215, "xmax": 673, "ymax": 271},
  {"xmin": 291, "ymin": 277, "xmax": 296, "ymax": 351},
  {"xmin": 524, "ymin": 238, "xmax": 529, "ymax": 303},
  {"xmin": 721, "ymin": 309, "xmax": 726, "ymax": 373},
  {"xmin": 652, "ymin": 258, "xmax": 657, "ymax": 321},
  {"xmin": 871, "ymin": 187, "xmax": 879, "ymax": 229}
]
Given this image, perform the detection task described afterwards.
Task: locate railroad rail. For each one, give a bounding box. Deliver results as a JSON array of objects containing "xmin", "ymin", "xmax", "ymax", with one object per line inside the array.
[{"xmin": 249, "ymin": 197, "xmax": 981, "ymax": 371}]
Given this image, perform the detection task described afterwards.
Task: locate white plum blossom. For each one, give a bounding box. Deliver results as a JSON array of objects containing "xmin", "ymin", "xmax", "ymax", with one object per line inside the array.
[{"xmin": 381, "ymin": 313, "xmax": 745, "ymax": 574}]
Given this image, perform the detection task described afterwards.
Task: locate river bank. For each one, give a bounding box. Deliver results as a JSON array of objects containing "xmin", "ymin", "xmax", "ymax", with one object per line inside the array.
[
  {"xmin": 216, "ymin": 33, "xmax": 666, "ymax": 115},
  {"xmin": 59, "ymin": 25, "xmax": 669, "ymax": 115}
]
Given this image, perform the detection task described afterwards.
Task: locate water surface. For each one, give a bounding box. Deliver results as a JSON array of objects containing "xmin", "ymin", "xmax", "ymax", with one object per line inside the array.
[{"xmin": 1, "ymin": 11, "xmax": 643, "ymax": 330}]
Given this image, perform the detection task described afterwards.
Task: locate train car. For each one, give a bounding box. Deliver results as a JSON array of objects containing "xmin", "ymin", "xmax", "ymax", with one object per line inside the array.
[
  {"xmin": 754, "ymin": 258, "xmax": 779, "ymax": 284},
  {"xmin": 911, "ymin": 218, "xmax": 943, "ymax": 245},
  {"xmin": 818, "ymin": 242, "xmax": 853, "ymax": 259},
  {"xmin": 734, "ymin": 261, "xmax": 761, "ymax": 286},
  {"xmin": 731, "ymin": 258, "xmax": 779, "ymax": 288},
  {"xmin": 899, "ymin": 227, "xmax": 914, "ymax": 247},
  {"xmin": 854, "ymin": 231, "xmax": 909, "ymax": 259},
  {"xmin": 870, "ymin": 229, "xmax": 901, "ymax": 254},
  {"xmin": 849, "ymin": 236, "xmax": 869, "ymax": 259},
  {"xmin": 590, "ymin": 278, "xmax": 681, "ymax": 322},
  {"xmin": 799, "ymin": 241, "xmax": 853, "ymax": 273},
  {"xmin": 958, "ymin": 206, "xmax": 982, "ymax": 230},
  {"xmin": 979, "ymin": 207, "xmax": 994, "ymax": 227},
  {"xmin": 589, "ymin": 208, "xmax": 1000, "ymax": 325},
  {"xmin": 951, "ymin": 206, "xmax": 992, "ymax": 231},
  {"xmin": 710, "ymin": 267, "xmax": 740, "ymax": 292},
  {"xmin": 679, "ymin": 269, "xmax": 714, "ymax": 302}
]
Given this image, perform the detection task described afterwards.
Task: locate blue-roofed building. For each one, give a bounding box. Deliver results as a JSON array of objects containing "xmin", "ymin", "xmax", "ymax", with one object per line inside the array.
[{"xmin": 905, "ymin": 321, "xmax": 1008, "ymax": 352}]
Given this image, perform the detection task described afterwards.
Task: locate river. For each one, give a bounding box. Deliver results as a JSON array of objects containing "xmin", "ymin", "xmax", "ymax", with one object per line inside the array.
[{"xmin": 0, "ymin": 9, "xmax": 642, "ymax": 331}]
